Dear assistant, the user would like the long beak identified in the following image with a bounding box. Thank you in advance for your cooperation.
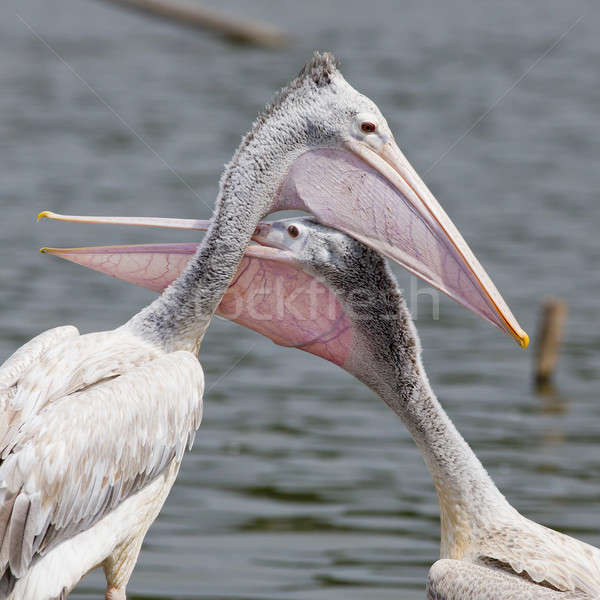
[280,144,528,348]
[38,210,270,246]
[41,243,200,293]
[38,218,286,293]
[37,211,211,231]
[39,140,529,350]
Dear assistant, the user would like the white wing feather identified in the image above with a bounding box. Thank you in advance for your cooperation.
[0,329,162,459]
[427,559,591,599]
[476,516,600,596]
[0,330,204,587]
[0,327,78,390]
[0,327,79,446]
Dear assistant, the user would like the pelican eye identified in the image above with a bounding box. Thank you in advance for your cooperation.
[287,225,300,238]
[361,121,376,134]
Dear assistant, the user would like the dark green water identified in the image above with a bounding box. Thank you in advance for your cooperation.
[1,0,599,597]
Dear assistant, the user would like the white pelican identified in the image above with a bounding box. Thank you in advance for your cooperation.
[2,52,528,599]
[51,216,600,599]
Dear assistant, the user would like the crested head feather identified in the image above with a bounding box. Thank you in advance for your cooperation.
[231,52,340,160]
[267,51,339,117]
[259,51,338,116]
[294,51,339,89]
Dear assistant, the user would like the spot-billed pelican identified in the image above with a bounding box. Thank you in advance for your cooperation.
[2,52,528,599]
[53,217,598,599]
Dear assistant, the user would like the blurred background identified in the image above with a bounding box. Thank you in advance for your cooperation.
[1,0,599,598]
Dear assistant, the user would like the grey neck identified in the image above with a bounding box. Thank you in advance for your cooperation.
[122,57,347,353]
[373,333,505,515]
[341,272,509,523]
[295,236,507,520]
[125,155,271,354]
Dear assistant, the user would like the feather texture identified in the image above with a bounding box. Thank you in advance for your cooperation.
[0,327,78,390]
[427,559,591,599]
[474,517,600,596]
[0,328,204,594]
[0,329,161,460]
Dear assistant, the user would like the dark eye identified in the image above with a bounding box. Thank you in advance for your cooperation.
[287,225,299,238]
[361,121,376,134]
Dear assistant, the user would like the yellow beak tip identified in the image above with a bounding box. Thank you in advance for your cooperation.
[519,332,529,349]
[37,210,52,222]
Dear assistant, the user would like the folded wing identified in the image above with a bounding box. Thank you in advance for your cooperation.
[0,345,203,588]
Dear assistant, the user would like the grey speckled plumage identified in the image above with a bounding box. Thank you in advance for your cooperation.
[125,51,353,352]
[250,51,339,140]
[270,218,600,600]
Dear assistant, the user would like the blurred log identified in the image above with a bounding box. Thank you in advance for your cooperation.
[101,0,289,47]
[534,298,567,387]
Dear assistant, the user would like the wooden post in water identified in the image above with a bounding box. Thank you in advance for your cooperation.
[100,0,290,47]
[534,298,567,387]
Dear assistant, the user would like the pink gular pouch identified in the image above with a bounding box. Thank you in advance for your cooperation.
[41,238,353,368]
[37,140,530,352]
[279,149,525,345]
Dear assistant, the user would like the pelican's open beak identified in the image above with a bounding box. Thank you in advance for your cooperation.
[39,138,528,351]
[41,242,203,293]
[37,215,284,293]
[37,211,211,231]
[41,237,353,366]
[277,143,528,348]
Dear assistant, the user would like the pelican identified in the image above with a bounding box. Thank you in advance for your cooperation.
[1,52,528,599]
[50,217,600,599]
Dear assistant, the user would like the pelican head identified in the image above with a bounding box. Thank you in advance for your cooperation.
[39,52,528,347]
[250,216,427,393]
[249,53,527,346]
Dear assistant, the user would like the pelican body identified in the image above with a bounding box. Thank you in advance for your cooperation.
[55,217,599,599]
[0,327,203,599]
[2,52,528,598]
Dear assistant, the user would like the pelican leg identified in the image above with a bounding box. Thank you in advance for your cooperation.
[105,586,126,600]
[102,530,147,600]
[426,559,591,600]
[103,462,181,600]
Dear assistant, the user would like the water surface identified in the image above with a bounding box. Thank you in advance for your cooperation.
[1,1,599,598]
